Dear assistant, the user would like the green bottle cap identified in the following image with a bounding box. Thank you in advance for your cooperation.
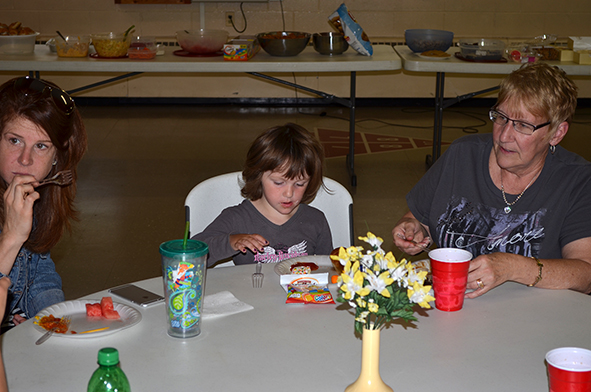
[97,347,120,366]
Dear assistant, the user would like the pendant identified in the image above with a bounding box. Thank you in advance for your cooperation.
[504,206,511,214]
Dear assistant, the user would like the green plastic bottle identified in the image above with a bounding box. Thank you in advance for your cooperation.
[87,347,131,392]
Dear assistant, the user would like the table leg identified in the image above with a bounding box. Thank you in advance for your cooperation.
[348,71,357,187]
[429,72,445,167]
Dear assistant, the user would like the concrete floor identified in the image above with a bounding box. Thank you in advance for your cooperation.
[52,103,591,299]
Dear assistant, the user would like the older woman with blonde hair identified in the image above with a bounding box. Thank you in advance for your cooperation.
[0,76,87,329]
[392,62,591,297]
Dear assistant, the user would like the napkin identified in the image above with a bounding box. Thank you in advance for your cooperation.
[202,291,253,320]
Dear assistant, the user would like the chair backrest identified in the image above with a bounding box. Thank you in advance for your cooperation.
[185,171,354,249]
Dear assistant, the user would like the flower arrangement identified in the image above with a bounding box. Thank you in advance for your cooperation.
[331,232,434,334]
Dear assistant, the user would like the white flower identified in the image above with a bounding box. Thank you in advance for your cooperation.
[365,270,394,297]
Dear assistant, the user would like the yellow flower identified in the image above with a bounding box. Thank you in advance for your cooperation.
[407,281,435,309]
[339,262,370,300]
[359,232,383,248]
[368,302,379,313]
[356,297,367,308]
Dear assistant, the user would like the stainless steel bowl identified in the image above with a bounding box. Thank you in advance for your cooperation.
[256,31,310,57]
[313,32,349,55]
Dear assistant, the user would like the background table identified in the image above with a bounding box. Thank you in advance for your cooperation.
[3,259,591,391]
[395,45,591,164]
[0,45,402,186]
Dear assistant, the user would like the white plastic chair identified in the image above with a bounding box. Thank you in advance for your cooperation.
[185,171,354,266]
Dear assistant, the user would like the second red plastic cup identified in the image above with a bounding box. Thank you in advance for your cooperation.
[546,347,591,392]
[429,248,473,312]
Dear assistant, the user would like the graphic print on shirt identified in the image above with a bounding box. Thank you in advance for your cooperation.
[253,240,308,263]
[436,195,546,257]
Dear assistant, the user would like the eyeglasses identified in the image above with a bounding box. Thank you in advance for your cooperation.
[489,109,550,135]
[14,76,74,115]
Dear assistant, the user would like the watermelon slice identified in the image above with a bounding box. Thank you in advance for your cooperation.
[85,303,102,318]
[100,297,120,320]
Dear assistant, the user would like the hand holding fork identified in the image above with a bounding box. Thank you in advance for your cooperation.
[34,170,73,188]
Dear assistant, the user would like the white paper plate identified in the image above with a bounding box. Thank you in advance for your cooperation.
[274,255,334,276]
[33,299,142,339]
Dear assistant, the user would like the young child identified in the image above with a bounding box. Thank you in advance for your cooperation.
[192,123,333,267]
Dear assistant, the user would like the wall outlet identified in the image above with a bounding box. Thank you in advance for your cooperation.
[225,12,234,27]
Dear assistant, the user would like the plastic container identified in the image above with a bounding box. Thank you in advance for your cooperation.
[160,239,208,338]
[87,347,130,392]
[0,32,39,54]
[459,39,506,61]
[128,36,157,60]
[91,32,131,58]
[176,29,228,54]
[405,29,453,53]
[55,35,90,57]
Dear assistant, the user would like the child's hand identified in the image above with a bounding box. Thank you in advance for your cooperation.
[229,234,269,254]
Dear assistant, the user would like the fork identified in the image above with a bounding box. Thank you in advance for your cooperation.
[35,315,71,345]
[35,170,73,188]
[252,262,264,288]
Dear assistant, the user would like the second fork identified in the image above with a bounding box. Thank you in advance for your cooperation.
[252,262,264,288]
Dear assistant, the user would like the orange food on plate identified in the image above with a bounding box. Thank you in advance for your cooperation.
[290,262,318,273]
[38,315,70,334]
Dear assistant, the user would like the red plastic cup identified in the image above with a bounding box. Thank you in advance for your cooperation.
[428,248,472,312]
[546,347,591,392]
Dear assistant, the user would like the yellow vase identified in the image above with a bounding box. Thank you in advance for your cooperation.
[345,327,393,392]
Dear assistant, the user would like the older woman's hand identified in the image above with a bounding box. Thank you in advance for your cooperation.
[465,252,516,298]
[2,175,38,245]
[392,212,431,256]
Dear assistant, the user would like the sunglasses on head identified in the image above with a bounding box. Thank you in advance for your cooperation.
[14,76,74,115]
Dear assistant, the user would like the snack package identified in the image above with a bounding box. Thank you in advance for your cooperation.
[328,3,373,56]
[286,284,335,304]
[280,272,335,304]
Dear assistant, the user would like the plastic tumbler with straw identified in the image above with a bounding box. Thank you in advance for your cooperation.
[159,208,208,338]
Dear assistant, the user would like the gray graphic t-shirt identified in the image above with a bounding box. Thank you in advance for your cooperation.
[408,134,591,259]
[193,200,333,266]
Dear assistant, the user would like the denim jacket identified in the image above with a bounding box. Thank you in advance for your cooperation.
[0,246,64,319]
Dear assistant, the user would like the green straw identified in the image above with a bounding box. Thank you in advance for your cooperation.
[183,205,190,248]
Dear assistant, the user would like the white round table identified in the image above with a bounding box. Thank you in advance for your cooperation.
[2,257,591,391]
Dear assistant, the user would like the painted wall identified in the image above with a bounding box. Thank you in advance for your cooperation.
[1,0,590,98]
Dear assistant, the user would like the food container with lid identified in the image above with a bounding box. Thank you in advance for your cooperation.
[459,39,506,61]
[0,32,39,54]
[55,35,90,57]
[91,32,131,58]
[128,36,157,60]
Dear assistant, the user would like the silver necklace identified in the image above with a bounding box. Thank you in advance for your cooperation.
[500,173,535,214]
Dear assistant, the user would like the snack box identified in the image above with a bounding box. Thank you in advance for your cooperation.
[574,50,591,65]
[223,35,260,61]
[568,37,591,51]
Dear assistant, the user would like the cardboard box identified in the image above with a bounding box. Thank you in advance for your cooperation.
[574,50,591,64]
[223,35,260,61]
[558,48,574,62]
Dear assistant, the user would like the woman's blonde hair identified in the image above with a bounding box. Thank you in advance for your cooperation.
[496,62,578,131]
[241,123,325,204]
